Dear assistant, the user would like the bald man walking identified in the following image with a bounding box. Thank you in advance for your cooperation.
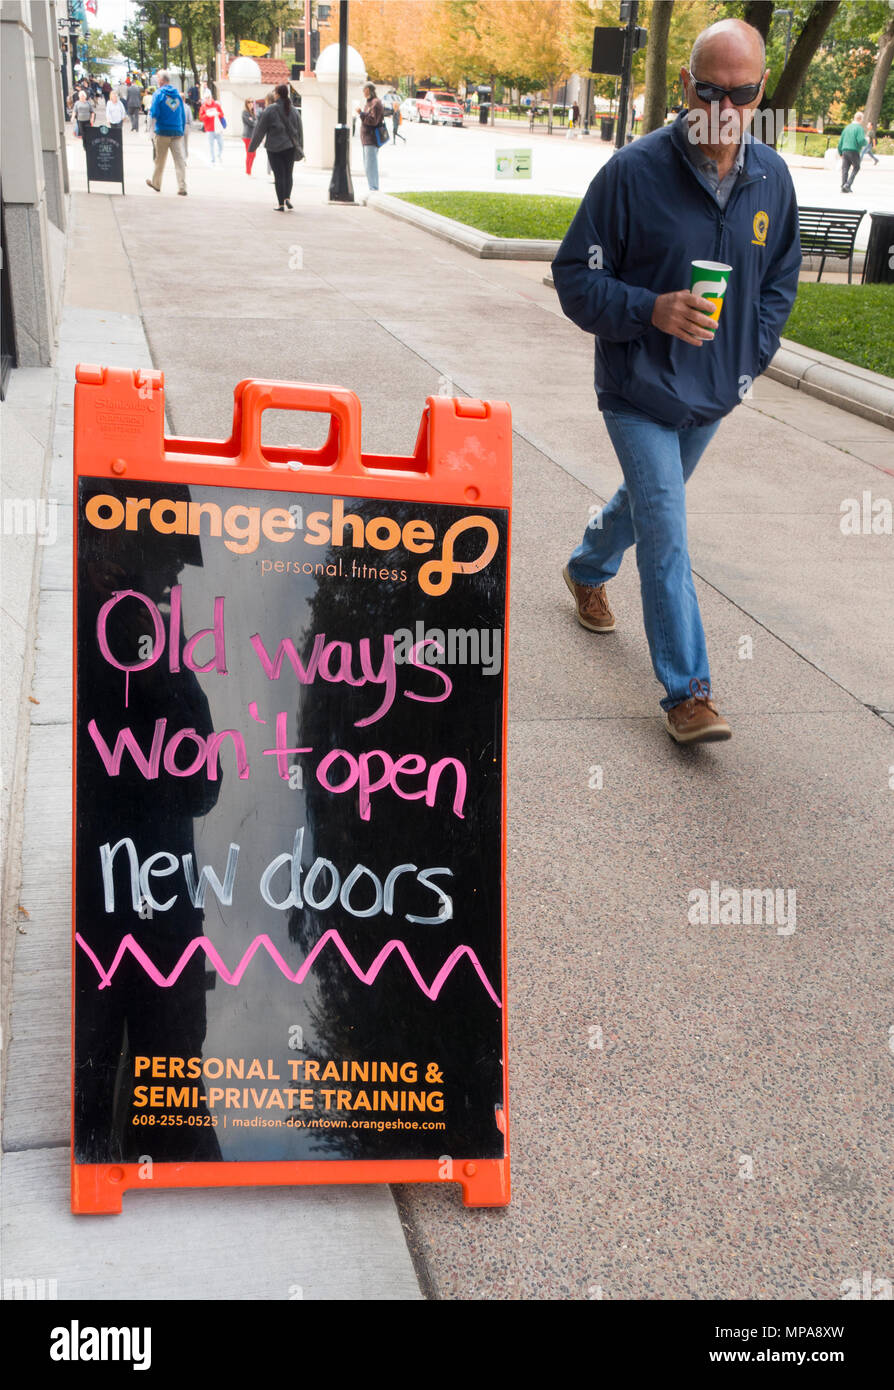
[552,20,801,744]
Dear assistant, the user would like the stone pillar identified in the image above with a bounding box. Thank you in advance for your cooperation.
[0,1,63,366]
[30,0,69,228]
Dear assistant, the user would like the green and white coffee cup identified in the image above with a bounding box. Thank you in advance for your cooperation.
[690,260,732,327]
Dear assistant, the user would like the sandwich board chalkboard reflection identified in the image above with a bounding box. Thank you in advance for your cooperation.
[71,369,511,1211]
[84,124,124,194]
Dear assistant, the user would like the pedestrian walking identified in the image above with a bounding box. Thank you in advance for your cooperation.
[551,17,801,744]
[356,83,386,192]
[126,80,142,132]
[391,94,405,144]
[146,71,187,195]
[248,83,304,210]
[73,89,94,141]
[861,122,879,166]
[105,90,124,126]
[199,88,227,166]
[838,111,867,192]
[101,78,111,101]
[241,98,258,174]
[186,83,200,121]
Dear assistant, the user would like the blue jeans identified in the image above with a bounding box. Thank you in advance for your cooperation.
[362,142,379,190]
[568,407,721,710]
[207,130,223,163]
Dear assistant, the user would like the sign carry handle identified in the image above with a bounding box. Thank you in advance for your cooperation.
[238,380,363,474]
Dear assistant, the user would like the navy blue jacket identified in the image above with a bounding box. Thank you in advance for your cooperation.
[551,114,801,428]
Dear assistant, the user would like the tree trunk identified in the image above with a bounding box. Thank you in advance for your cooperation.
[765,2,841,120]
[642,0,673,134]
[862,11,894,135]
[742,1,775,44]
[547,79,554,134]
[187,30,199,88]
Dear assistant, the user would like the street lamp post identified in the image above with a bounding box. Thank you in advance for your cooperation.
[64,5,80,94]
[329,0,354,202]
[776,8,794,71]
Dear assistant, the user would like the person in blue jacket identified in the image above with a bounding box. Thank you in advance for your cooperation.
[146,70,187,195]
[552,18,801,745]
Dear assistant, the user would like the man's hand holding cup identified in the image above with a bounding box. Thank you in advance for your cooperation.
[651,290,719,346]
[652,260,732,347]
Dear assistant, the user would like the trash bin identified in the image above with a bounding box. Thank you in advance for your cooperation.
[479,103,489,125]
[600,116,615,141]
[861,211,894,284]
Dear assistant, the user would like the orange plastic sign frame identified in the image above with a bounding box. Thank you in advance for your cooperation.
[71,368,511,1212]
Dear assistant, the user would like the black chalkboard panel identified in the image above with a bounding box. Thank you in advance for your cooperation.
[84,124,124,192]
[74,476,508,1173]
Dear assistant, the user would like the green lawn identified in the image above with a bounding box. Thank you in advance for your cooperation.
[783,283,894,377]
[393,193,892,377]
[393,190,579,240]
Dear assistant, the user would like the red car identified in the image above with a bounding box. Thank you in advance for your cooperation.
[417,90,464,126]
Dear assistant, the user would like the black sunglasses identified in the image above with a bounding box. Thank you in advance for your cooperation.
[688,72,763,106]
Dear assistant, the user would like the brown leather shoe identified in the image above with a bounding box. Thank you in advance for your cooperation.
[563,565,615,632]
[665,681,732,744]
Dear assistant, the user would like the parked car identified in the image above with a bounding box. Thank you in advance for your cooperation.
[417,90,464,126]
[400,98,420,122]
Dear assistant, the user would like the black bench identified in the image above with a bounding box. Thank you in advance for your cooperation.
[799,206,866,283]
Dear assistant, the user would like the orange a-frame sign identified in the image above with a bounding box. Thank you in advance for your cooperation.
[71,368,511,1212]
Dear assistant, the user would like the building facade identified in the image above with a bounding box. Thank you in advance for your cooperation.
[1,0,69,383]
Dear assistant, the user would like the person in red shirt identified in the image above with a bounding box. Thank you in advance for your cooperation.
[198,88,226,165]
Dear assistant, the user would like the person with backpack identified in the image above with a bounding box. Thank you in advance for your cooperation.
[356,83,386,191]
[248,83,304,210]
[389,92,405,144]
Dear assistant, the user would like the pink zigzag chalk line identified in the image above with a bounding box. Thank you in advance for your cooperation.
[75,928,502,1007]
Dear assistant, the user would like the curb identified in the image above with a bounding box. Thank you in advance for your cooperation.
[766,338,894,431]
[367,191,559,260]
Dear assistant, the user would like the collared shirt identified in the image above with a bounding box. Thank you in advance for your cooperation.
[680,126,746,210]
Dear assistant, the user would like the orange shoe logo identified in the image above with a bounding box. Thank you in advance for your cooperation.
[418,516,500,596]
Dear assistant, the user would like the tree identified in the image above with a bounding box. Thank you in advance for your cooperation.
[642,0,674,132]
[130,0,293,86]
[741,1,775,43]
[764,1,841,116]
[476,1,575,132]
[80,27,121,64]
[863,7,894,133]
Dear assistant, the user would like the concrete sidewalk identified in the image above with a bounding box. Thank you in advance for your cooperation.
[3,132,892,1300]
